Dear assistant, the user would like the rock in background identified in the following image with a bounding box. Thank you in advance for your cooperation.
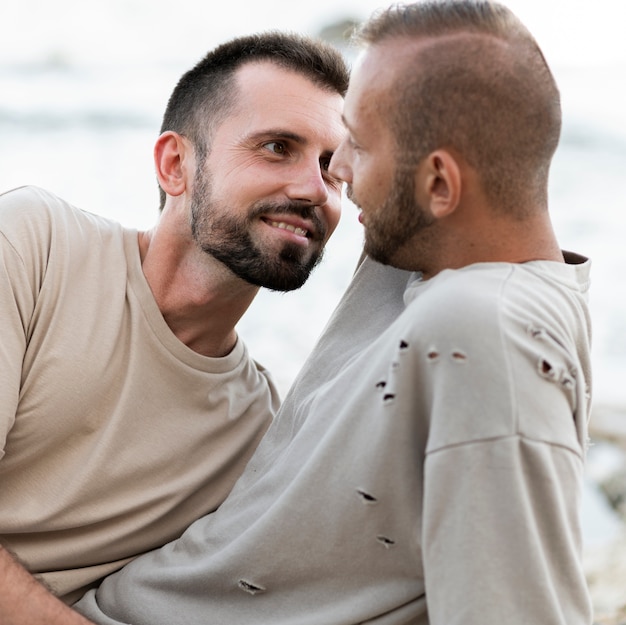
[586,406,626,623]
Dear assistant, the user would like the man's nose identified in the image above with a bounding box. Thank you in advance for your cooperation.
[285,161,329,206]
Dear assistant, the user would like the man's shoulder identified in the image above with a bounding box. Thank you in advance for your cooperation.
[0,186,122,245]
[1,186,78,232]
[1,185,64,211]
[415,260,580,309]
[403,260,585,343]
[407,263,514,325]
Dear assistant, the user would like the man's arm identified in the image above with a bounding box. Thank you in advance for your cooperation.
[417,272,593,624]
[0,546,95,625]
[0,195,87,623]
[422,436,592,624]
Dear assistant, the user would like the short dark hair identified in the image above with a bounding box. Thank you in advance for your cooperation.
[355,1,562,216]
[158,31,350,209]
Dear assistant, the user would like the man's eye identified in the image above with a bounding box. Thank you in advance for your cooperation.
[320,157,331,172]
[264,141,286,155]
[348,137,360,151]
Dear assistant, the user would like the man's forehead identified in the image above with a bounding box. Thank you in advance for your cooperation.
[353,39,424,82]
[233,60,331,98]
[217,61,345,148]
[345,47,399,114]
[234,59,283,83]
[345,36,445,121]
[235,60,335,100]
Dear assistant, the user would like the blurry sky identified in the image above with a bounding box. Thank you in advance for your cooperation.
[1,0,624,68]
[2,0,624,138]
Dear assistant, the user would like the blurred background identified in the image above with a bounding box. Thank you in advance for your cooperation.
[1,0,625,619]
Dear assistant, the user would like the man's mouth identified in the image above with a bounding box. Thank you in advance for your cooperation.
[267,220,310,238]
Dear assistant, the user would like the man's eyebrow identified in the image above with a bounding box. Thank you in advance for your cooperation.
[247,129,306,144]
[340,114,361,141]
[340,114,352,130]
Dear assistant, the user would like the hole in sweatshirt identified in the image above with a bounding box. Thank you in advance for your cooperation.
[451,351,467,362]
[357,489,378,503]
[376,535,396,548]
[399,340,409,350]
[427,350,439,361]
[376,380,387,390]
[383,393,396,403]
[538,358,559,381]
[238,580,266,595]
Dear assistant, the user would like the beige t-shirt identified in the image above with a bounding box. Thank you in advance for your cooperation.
[0,186,279,602]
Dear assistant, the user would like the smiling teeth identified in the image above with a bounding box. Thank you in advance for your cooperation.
[270,221,308,237]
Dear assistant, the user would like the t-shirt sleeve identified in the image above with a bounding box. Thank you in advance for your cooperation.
[0,187,47,456]
[417,268,592,625]
[422,437,592,624]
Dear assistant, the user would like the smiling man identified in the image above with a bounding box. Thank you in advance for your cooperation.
[0,32,347,625]
[185,62,335,294]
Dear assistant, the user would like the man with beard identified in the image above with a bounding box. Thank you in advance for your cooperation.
[0,32,348,624]
[73,2,593,625]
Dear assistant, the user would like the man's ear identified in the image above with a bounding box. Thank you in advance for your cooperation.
[416,149,461,219]
[154,131,191,198]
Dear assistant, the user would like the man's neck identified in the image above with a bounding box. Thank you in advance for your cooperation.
[137,229,259,358]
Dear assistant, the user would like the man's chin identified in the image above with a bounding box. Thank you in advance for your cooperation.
[267,253,323,292]
[243,252,323,292]
[363,240,392,267]
[257,268,313,292]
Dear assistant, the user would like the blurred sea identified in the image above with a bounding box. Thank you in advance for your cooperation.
[1,0,626,613]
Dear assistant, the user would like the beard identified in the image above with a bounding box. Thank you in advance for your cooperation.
[190,167,327,292]
[353,166,435,268]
